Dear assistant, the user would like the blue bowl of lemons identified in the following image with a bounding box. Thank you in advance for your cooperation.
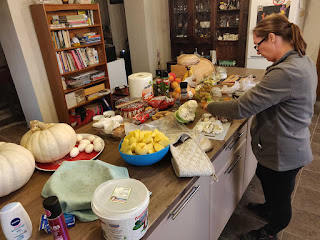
[118,129,170,166]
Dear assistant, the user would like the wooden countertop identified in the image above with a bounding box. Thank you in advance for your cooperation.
[0,67,265,239]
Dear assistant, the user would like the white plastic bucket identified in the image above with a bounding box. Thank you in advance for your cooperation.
[92,178,150,240]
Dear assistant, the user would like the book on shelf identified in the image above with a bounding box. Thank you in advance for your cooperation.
[65,70,106,89]
[50,24,66,29]
[56,47,99,74]
[52,30,71,49]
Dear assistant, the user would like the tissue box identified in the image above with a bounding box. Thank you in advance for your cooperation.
[39,213,75,233]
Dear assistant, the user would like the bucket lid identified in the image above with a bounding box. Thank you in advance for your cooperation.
[92,178,149,219]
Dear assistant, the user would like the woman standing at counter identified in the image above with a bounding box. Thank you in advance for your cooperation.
[206,14,317,240]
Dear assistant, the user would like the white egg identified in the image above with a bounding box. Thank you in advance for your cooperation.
[80,139,90,145]
[78,143,87,152]
[87,135,96,142]
[93,142,103,152]
[93,138,102,145]
[76,134,83,142]
[85,144,94,154]
[70,147,80,158]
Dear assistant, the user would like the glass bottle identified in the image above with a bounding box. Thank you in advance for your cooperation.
[180,81,188,104]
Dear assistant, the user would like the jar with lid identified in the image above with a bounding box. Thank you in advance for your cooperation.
[180,81,188,104]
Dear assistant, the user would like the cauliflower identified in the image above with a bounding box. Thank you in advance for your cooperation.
[176,100,198,123]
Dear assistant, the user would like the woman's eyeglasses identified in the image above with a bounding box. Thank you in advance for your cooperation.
[254,35,269,51]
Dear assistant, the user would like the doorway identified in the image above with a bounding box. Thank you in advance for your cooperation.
[0,43,25,128]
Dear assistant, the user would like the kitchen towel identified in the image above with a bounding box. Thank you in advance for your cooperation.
[41,160,129,222]
[170,133,218,180]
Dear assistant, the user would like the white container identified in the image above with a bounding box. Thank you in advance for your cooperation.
[128,72,153,100]
[92,178,150,240]
[103,111,116,118]
[0,202,32,240]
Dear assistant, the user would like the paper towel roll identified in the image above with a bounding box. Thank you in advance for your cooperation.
[128,72,153,100]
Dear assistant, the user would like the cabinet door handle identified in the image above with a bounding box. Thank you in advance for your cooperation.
[170,185,201,220]
[225,155,242,174]
[227,132,244,150]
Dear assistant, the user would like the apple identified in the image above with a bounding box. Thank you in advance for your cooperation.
[175,78,182,84]
[169,72,176,80]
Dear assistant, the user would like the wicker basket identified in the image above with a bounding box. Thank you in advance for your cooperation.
[191,58,215,83]
[171,58,215,83]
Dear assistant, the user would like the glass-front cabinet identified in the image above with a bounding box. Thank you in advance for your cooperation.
[169,0,249,67]
[194,0,211,38]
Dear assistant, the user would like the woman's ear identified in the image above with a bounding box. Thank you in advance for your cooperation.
[268,33,276,44]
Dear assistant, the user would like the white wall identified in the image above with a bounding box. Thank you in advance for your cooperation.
[246,0,307,69]
[303,0,320,63]
[107,1,128,57]
[124,0,171,75]
[0,0,58,123]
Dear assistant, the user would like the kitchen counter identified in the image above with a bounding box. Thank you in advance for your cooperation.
[0,67,265,239]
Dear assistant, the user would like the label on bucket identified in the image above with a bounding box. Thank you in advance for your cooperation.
[110,186,132,203]
[99,207,148,240]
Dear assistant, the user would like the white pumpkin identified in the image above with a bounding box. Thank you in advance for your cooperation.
[0,142,35,197]
[20,120,77,163]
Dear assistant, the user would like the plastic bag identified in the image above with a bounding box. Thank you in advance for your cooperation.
[124,113,200,144]
[211,87,222,97]
[221,81,240,94]
[240,75,257,91]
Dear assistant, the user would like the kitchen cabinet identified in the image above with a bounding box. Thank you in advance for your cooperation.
[147,176,211,240]
[169,0,249,67]
[147,121,257,240]
[243,117,257,191]
[210,123,247,240]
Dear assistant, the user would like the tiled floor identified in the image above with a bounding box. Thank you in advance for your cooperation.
[219,101,320,240]
[1,103,320,240]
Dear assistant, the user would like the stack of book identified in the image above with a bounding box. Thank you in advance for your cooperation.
[49,11,95,29]
[78,32,101,44]
[51,30,71,49]
[58,14,89,28]
[55,47,98,74]
[90,70,105,81]
[65,70,105,88]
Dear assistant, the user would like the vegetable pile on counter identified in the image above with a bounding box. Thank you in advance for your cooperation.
[175,100,198,123]
[0,142,35,197]
[20,120,77,163]
[120,129,170,155]
[196,114,224,135]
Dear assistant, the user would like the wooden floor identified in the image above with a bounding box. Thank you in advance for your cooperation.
[219,101,320,240]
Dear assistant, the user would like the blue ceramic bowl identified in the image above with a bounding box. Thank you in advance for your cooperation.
[118,140,170,166]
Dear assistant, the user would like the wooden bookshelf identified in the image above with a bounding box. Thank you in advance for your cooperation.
[30,4,112,125]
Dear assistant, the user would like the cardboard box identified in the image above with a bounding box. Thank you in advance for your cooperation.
[65,92,77,109]
[84,83,105,96]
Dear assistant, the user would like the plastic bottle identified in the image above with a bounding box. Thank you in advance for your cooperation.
[43,196,70,240]
[155,69,162,96]
[162,70,170,97]
[0,202,32,240]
